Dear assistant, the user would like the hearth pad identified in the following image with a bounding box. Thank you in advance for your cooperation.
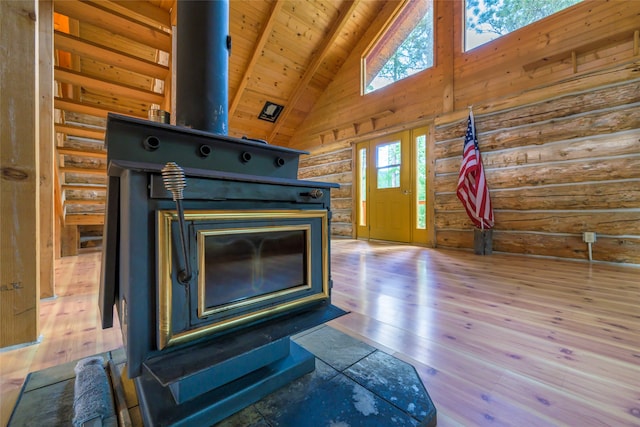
[9,326,437,427]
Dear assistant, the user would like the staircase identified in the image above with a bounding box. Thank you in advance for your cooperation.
[53,1,172,255]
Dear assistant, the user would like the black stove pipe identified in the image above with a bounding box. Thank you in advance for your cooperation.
[176,0,230,134]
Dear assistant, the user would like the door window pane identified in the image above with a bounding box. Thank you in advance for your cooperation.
[359,147,367,226]
[376,142,401,189]
[415,134,426,229]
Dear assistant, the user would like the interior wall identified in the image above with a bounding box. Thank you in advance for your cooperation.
[298,141,354,237]
[290,0,640,264]
[434,75,640,263]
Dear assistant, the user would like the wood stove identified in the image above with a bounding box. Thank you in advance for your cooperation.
[99,113,345,425]
[99,2,346,423]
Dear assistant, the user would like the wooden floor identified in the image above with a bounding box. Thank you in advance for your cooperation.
[0,252,122,426]
[1,240,639,426]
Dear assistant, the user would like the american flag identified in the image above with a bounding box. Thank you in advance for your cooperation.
[456,111,494,229]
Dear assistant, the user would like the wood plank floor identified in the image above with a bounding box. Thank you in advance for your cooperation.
[1,240,638,426]
[328,240,640,427]
[0,252,122,426]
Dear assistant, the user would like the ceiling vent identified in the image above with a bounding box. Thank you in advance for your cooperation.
[258,101,284,122]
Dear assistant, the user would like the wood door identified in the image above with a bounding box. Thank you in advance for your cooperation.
[369,132,411,242]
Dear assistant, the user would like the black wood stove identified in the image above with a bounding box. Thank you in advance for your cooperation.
[99,1,345,425]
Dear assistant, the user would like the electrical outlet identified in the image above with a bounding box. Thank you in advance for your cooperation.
[583,232,596,243]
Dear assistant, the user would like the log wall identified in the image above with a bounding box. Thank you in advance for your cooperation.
[291,0,640,264]
[434,77,640,264]
[298,142,354,237]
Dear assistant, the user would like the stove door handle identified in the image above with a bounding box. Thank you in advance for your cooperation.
[302,189,324,199]
[161,162,192,285]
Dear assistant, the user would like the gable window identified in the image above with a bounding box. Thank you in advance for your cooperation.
[465,0,583,51]
[363,0,434,94]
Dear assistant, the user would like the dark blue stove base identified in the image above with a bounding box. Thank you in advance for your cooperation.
[136,339,316,427]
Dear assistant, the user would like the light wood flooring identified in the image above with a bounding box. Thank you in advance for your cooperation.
[0,252,122,426]
[1,240,639,426]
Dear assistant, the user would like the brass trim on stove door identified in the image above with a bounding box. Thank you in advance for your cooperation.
[156,209,330,349]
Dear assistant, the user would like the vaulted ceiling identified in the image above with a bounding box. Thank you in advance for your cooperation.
[52,0,389,237]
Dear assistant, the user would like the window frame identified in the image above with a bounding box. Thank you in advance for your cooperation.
[361,0,435,94]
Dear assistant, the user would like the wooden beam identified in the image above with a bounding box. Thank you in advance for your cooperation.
[54,66,165,104]
[0,0,40,347]
[60,225,79,256]
[39,0,55,299]
[63,199,105,207]
[106,0,171,28]
[54,97,147,119]
[57,147,107,159]
[440,0,455,112]
[64,214,105,226]
[54,123,105,140]
[54,0,171,52]
[59,166,106,175]
[61,183,107,191]
[268,0,361,142]
[312,109,395,143]
[228,0,284,118]
[54,181,63,254]
[54,31,169,80]
[68,18,82,101]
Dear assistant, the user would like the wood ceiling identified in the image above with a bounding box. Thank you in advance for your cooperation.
[52,0,388,241]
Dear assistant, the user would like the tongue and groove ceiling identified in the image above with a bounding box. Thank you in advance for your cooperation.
[52,0,388,233]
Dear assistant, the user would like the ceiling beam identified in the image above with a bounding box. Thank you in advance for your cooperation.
[228,0,285,118]
[105,0,171,28]
[55,66,165,104]
[55,31,169,80]
[268,0,361,143]
[54,0,171,52]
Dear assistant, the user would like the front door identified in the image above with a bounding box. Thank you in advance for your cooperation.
[356,127,430,244]
[368,132,411,242]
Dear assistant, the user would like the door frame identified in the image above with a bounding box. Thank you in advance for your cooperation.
[354,125,432,245]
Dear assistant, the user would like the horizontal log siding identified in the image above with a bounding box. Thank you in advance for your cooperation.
[434,78,640,264]
[288,0,640,264]
[298,145,354,237]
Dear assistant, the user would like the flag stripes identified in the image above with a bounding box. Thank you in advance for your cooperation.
[456,111,494,229]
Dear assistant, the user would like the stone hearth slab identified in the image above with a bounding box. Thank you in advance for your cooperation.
[218,325,436,426]
[9,326,436,427]
[294,324,377,371]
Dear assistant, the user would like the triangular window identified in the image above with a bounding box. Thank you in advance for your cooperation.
[362,0,434,94]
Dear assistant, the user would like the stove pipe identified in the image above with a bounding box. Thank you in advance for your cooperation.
[175,0,229,134]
